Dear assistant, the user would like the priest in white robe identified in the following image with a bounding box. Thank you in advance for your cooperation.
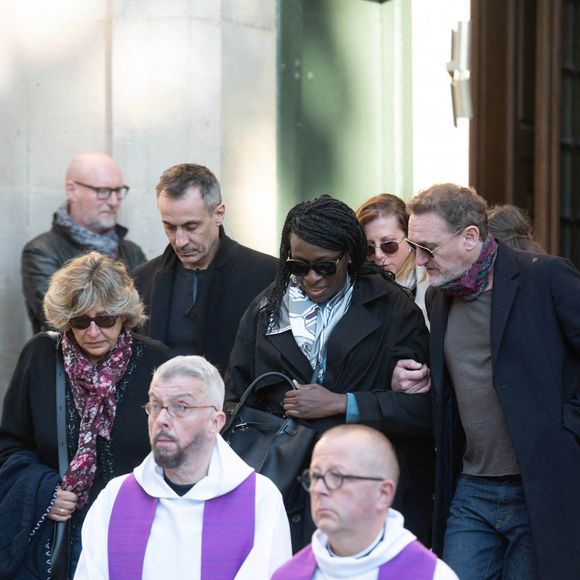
[272,425,457,580]
[74,355,292,580]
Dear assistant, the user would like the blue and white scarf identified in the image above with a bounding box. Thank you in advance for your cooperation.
[267,276,354,382]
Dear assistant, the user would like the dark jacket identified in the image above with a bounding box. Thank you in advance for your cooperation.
[0,332,170,579]
[133,228,277,375]
[21,218,146,333]
[0,452,60,579]
[226,274,434,548]
[427,243,580,580]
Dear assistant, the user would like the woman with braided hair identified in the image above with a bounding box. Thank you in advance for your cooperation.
[225,195,434,551]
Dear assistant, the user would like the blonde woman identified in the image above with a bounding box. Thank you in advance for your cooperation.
[0,252,169,579]
[357,194,429,326]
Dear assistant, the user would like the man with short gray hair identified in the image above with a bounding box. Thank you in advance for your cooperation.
[406,183,580,580]
[74,355,291,580]
[133,163,277,373]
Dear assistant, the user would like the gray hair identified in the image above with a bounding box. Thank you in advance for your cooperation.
[43,251,146,331]
[155,163,222,213]
[408,183,489,239]
[152,356,225,410]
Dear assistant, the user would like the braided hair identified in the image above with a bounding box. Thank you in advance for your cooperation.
[261,195,385,332]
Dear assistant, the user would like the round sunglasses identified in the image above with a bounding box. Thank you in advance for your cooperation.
[69,315,119,330]
[366,239,404,257]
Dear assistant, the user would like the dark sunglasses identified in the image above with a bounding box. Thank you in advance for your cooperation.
[367,240,402,257]
[405,228,465,260]
[69,315,119,330]
[286,254,344,277]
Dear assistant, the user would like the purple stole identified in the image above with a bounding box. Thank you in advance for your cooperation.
[272,539,437,579]
[108,471,256,579]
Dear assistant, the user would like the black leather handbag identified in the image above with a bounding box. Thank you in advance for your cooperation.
[221,372,318,502]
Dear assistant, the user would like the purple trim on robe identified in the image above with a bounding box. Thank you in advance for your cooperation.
[108,473,157,580]
[378,540,437,579]
[272,539,437,579]
[271,544,317,579]
[201,471,256,579]
[108,471,256,579]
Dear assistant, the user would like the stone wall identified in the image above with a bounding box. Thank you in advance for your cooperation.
[0,0,278,395]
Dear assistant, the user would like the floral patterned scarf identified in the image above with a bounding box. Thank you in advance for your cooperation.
[60,327,132,508]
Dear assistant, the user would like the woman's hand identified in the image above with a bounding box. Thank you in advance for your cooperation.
[283,381,347,419]
[391,359,431,393]
[47,487,79,522]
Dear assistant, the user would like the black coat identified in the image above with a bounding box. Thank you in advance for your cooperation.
[226,274,434,548]
[21,218,146,333]
[133,228,277,374]
[427,243,580,580]
[0,332,170,579]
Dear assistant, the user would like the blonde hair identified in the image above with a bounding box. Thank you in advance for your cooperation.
[43,251,146,331]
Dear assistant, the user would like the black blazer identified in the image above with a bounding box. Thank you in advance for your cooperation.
[226,274,434,547]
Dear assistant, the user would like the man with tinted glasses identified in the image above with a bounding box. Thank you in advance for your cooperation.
[74,355,291,580]
[21,152,146,333]
[133,163,276,373]
[272,425,457,579]
[406,183,580,580]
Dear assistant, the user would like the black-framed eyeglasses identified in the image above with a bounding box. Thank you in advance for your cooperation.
[367,238,405,257]
[69,315,119,330]
[142,401,218,419]
[298,469,384,492]
[286,254,344,277]
[74,180,130,200]
[405,228,465,260]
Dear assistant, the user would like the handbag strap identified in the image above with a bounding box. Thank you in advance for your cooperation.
[237,372,296,408]
[47,331,70,579]
[47,332,68,478]
[226,372,296,432]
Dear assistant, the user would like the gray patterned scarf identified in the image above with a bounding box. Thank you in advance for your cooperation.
[55,203,119,257]
[268,276,354,382]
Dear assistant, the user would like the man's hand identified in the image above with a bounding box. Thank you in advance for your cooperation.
[283,381,347,419]
[391,359,431,393]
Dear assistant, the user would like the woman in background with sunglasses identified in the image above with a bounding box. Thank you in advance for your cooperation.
[0,251,169,579]
[225,195,433,551]
[356,193,429,326]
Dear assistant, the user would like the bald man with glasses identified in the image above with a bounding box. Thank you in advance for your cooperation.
[22,152,146,333]
[273,424,457,580]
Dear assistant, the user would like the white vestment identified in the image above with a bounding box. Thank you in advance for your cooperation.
[74,435,292,580]
[310,509,458,580]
